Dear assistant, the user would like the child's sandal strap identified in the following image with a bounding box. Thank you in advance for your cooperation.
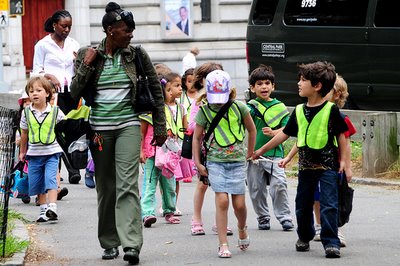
[238,225,248,232]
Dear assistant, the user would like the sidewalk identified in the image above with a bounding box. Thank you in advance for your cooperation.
[3,173,400,266]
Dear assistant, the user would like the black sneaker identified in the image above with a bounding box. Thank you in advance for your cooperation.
[69,173,81,184]
[258,217,270,230]
[57,187,69,200]
[325,246,341,258]
[281,220,295,231]
[295,239,310,252]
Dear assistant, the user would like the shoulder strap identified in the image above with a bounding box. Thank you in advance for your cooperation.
[203,100,234,147]
[135,45,146,78]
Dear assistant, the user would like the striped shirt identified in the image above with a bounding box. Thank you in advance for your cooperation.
[20,103,65,156]
[90,51,139,131]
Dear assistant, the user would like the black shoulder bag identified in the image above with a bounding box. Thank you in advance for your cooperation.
[200,100,234,185]
[338,172,354,227]
[134,45,156,113]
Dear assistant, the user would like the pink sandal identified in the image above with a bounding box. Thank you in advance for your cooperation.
[165,214,180,224]
[191,219,205,236]
[218,243,232,258]
[143,215,157,228]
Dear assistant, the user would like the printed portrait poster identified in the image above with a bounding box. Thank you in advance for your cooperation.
[161,0,192,39]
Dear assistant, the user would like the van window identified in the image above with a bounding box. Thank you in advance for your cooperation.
[375,0,400,27]
[251,0,279,25]
[284,0,368,26]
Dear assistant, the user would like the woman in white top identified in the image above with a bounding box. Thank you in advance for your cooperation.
[33,9,80,114]
[33,10,82,185]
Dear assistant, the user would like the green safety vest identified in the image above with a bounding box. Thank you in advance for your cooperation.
[248,99,289,129]
[25,106,58,145]
[180,92,193,123]
[200,101,245,147]
[296,102,337,149]
[165,104,184,139]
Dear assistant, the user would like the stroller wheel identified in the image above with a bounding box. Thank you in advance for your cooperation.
[21,196,31,204]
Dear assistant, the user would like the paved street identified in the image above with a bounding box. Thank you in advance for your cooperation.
[9,167,400,266]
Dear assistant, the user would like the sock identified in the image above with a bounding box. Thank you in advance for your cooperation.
[40,204,48,212]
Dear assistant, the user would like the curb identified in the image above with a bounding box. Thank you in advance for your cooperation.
[0,219,28,266]
[351,177,400,187]
[287,173,400,187]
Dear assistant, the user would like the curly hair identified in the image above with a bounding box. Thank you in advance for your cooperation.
[333,74,349,108]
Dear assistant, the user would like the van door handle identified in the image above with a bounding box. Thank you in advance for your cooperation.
[367,86,373,96]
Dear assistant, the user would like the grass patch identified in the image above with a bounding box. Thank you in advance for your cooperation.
[282,138,298,177]
[0,210,29,258]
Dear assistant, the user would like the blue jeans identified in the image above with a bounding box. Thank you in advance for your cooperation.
[296,169,340,249]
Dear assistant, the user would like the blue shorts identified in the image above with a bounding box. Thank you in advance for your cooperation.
[27,153,61,196]
[207,161,246,195]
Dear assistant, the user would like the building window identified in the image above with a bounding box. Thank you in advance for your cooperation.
[201,0,211,22]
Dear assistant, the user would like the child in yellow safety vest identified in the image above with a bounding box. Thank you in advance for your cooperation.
[161,72,195,217]
[19,76,66,223]
[246,64,294,231]
[252,61,349,259]
[193,70,256,258]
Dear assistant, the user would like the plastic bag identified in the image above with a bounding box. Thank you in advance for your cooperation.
[68,134,88,153]
[155,138,182,179]
[68,134,88,169]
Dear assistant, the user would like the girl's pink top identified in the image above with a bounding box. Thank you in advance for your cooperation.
[143,124,156,158]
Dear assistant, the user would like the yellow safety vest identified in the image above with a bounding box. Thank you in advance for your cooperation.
[25,106,58,145]
[200,101,245,147]
[165,104,184,139]
[248,99,289,129]
[296,101,337,149]
[139,113,153,125]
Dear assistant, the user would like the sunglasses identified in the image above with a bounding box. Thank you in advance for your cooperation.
[113,10,135,28]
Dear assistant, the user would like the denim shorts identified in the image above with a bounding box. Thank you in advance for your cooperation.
[207,161,247,195]
[27,153,61,196]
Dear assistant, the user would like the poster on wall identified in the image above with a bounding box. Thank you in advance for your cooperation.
[161,0,192,39]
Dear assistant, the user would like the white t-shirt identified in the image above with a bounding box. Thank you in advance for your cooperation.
[181,52,196,75]
[32,34,80,92]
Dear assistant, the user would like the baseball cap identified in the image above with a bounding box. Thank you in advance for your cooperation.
[18,92,29,106]
[206,70,231,104]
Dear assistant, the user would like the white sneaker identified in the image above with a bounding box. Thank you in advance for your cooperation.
[338,228,347,247]
[46,203,58,221]
[37,209,48,223]
[313,224,321,241]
